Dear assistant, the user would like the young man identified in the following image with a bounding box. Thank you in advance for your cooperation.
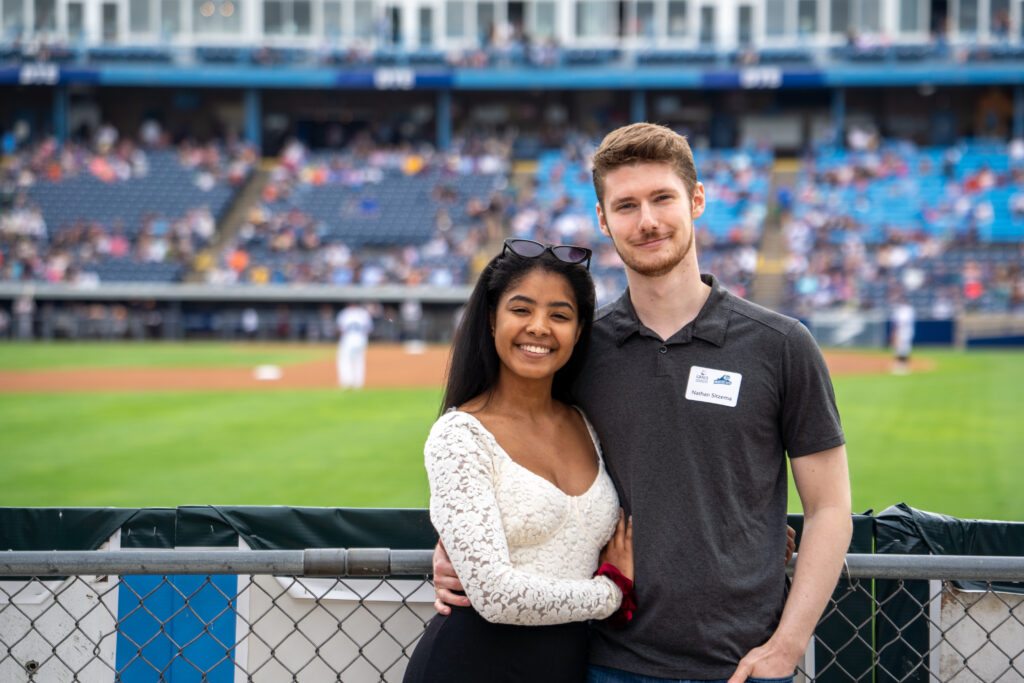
[434,123,852,682]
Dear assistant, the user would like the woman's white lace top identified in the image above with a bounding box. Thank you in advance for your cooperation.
[426,409,622,625]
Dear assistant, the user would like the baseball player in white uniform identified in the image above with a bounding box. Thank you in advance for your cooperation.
[891,299,916,375]
[336,303,374,388]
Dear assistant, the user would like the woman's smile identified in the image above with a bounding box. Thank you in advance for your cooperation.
[518,343,553,356]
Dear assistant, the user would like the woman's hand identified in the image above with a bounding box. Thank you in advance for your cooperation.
[599,509,633,580]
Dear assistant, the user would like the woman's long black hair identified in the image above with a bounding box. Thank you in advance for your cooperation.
[441,248,596,413]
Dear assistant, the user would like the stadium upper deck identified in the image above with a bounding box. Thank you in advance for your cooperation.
[3,0,1024,84]
[4,2,1024,157]
[2,0,1022,54]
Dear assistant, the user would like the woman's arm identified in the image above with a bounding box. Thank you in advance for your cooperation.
[426,414,622,625]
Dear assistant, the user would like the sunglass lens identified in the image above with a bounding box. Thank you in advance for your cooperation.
[507,240,547,258]
[552,246,590,264]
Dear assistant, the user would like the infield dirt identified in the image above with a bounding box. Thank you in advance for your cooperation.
[0,344,932,393]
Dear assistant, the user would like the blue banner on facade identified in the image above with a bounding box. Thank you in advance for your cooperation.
[0,64,102,86]
[412,70,454,88]
[336,68,452,90]
[700,68,825,89]
[335,71,378,88]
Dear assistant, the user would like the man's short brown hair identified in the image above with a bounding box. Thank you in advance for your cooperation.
[592,122,698,209]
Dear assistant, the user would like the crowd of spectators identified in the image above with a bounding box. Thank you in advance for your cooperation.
[782,138,1024,317]
[1,208,218,285]
[0,123,255,284]
[7,27,1023,73]
[440,23,562,69]
[202,130,511,287]
[5,121,1023,320]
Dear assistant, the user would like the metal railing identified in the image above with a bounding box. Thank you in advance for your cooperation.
[2,551,1023,682]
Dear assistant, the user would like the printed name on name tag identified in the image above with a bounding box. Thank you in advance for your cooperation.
[684,365,742,407]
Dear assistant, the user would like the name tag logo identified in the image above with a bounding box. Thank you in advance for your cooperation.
[685,365,742,407]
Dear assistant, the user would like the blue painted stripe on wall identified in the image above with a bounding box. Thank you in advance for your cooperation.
[1,61,1020,90]
[453,67,703,89]
[96,65,340,88]
[116,574,238,682]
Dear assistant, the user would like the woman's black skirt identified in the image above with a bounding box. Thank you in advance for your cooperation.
[403,605,589,683]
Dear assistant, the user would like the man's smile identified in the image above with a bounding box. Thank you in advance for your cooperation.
[634,234,671,249]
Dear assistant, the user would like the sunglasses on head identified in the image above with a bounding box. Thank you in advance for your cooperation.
[501,238,592,270]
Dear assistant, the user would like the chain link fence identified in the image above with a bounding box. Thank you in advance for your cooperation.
[2,551,1023,682]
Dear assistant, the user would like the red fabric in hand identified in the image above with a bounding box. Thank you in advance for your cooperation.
[593,562,636,627]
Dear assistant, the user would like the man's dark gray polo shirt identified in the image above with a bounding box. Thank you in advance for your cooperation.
[575,274,845,680]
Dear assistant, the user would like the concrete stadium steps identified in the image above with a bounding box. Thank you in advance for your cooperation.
[748,158,799,311]
[187,167,270,283]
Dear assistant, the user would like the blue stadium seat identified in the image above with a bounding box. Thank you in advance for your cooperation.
[637,49,717,66]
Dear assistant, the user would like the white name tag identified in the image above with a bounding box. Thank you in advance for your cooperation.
[685,366,742,407]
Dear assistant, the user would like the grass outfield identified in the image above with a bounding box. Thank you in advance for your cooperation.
[821,348,1023,521]
[1,344,1021,520]
[1,386,440,508]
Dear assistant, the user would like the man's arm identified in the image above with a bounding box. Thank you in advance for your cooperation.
[727,445,852,683]
[432,541,471,615]
[432,511,637,616]
[436,525,793,617]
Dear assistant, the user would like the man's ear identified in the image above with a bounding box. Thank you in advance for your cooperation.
[596,202,611,238]
[691,182,706,221]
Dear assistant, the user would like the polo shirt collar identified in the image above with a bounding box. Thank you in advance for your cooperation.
[605,273,730,347]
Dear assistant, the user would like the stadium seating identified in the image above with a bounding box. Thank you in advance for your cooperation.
[195,46,253,65]
[797,141,1022,243]
[1,143,249,284]
[212,146,506,286]
[783,141,1024,316]
[5,38,1023,72]
[265,163,499,247]
[92,258,184,282]
[968,44,1024,62]
[636,49,719,66]
[5,129,1017,317]
[26,150,235,238]
[730,48,813,65]
[86,46,174,64]
[562,48,621,66]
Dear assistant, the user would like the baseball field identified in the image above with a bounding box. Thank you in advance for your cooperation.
[0,342,1021,521]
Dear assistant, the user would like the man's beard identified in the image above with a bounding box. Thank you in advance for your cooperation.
[613,226,695,278]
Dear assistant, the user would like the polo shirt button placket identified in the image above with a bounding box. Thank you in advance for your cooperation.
[654,344,671,376]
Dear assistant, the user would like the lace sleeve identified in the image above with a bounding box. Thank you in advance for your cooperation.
[426,413,622,626]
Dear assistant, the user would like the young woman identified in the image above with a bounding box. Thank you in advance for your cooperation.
[403,239,635,683]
